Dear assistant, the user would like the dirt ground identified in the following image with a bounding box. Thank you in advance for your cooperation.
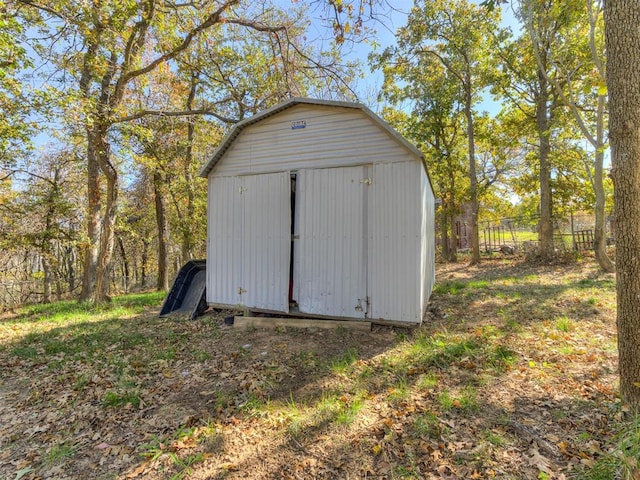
[0,259,620,479]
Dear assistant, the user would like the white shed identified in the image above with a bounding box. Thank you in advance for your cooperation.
[198,98,435,325]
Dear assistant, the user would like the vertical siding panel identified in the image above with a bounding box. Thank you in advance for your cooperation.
[207,173,289,311]
[241,172,290,312]
[294,167,366,318]
[207,176,242,305]
[206,179,215,304]
[370,162,422,323]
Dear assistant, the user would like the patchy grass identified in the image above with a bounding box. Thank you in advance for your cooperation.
[0,260,628,480]
[577,416,640,480]
[46,442,77,465]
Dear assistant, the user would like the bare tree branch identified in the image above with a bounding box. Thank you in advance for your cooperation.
[116,108,238,124]
[15,0,64,20]
[115,0,240,90]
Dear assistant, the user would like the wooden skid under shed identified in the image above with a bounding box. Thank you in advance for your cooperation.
[234,316,372,331]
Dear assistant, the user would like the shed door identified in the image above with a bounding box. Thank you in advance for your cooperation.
[368,161,422,322]
[207,176,243,305]
[207,172,290,312]
[293,167,368,318]
[241,173,291,311]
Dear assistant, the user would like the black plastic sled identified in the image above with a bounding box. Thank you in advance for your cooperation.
[159,259,207,319]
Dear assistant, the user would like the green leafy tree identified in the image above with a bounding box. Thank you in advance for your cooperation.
[374,54,467,262]
[376,0,507,263]
[0,0,36,168]
[524,0,613,271]
[515,0,560,258]
[493,1,573,257]
[473,114,524,219]
[16,0,352,303]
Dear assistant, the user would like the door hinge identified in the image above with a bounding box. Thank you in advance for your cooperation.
[360,178,373,185]
[238,287,247,295]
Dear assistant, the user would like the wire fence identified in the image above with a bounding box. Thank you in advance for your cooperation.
[446,213,614,255]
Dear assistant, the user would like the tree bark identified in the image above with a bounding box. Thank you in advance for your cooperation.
[42,255,52,304]
[449,217,458,262]
[65,246,75,293]
[536,67,554,259]
[440,205,450,262]
[604,0,640,412]
[117,236,130,294]
[80,137,101,301]
[181,74,198,263]
[153,168,170,291]
[593,95,615,272]
[41,168,59,304]
[448,166,458,262]
[141,238,149,289]
[92,125,118,303]
[464,80,481,265]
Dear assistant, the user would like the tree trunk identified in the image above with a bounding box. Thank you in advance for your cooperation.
[66,246,76,293]
[604,0,640,412]
[80,134,101,301]
[464,81,481,265]
[593,147,614,272]
[92,126,118,303]
[593,95,615,272]
[440,204,450,262]
[42,255,52,304]
[117,236,129,293]
[55,276,62,302]
[182,148,196,262]
[141,238,149,289]
[536,68,554,259]
[154,168,170,291]
[132,254,139,286]
[181,74,198,263]
[41,171,58,304]
[447,165,458,262]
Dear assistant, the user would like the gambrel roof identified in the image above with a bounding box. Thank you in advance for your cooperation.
[198,97,425,178]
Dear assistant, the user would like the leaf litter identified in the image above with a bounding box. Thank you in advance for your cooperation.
[0,259,623,479]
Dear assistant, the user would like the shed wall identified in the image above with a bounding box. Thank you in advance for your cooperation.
[421,172,436,312]
[204,101,436,324]
[211,105,415,177]
[206,172,290,311]
[369,161,425,323]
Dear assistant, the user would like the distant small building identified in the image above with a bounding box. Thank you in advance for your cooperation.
[199,98,435,324]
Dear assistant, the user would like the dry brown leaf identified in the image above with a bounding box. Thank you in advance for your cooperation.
[124,461,150,479]
[528,444,553,474]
